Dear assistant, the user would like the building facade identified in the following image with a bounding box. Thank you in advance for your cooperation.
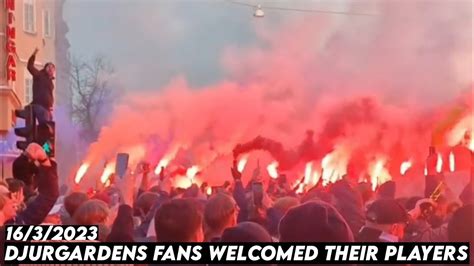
[0,0,69,134]
[0,0,69,178]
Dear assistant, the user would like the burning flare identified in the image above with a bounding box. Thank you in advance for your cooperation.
[186,165,200,181]
[74,163,89,184]
[237,155,248,173]
[449,151,455,172]
[311,171,320,186]
[100,163,115,184]
[400,160,412,176]
[436,153,443,173]
[154,158,170,175]
[304,162,314,184]
[320,146,349,186]
[295,183,305,194]
[267,161,279,179]
[175,176,192,189]
[321,153,333,186]
[154,145,182,175]
[369,159,392,191]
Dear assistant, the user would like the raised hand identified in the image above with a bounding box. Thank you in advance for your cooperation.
[25,143,48,163]
[116,169,135,207]
[252,160,261,180]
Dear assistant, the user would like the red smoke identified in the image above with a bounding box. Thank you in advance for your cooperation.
[78,1,472,192]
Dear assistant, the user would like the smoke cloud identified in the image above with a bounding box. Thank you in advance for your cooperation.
[77,0,471,189]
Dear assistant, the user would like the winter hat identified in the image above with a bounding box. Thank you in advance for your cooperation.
[221,222,272,242]
[279,200,354,242]
[377,181,396,199]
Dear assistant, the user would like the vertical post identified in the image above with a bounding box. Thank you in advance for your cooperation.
[1,137,4,181]
[470,151,473,186]
[1,158,4,181]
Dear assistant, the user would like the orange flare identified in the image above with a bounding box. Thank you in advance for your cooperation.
[304,162,313,184]
[154,158,170,175]
[400,160,412,176]
[186,165,199,180]
[320,147,349,186]
[266,161,279,179]
[175,176,192,189]
[100,163,115,184]
[449,151,455,172]
[74,163,89,184]
[436,153,443,173]
[369,159,391,191]
[237,155,248,173]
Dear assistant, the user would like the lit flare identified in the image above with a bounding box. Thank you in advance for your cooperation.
[267,161,279,179]
[400,160,412,176]
[449,151,455,172]
[436,153,443,173]
[100,163,115,184]
[74,163,89,184]
[237,155,248,173]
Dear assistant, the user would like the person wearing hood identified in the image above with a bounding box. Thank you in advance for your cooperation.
[217,222,275,266]
[329,179,366,236]
[278,200,354,266]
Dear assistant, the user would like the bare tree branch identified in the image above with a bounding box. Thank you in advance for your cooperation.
[68,55,117,141]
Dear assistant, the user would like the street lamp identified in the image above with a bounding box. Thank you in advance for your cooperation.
[228,0,377,18]
[253,4,264,18]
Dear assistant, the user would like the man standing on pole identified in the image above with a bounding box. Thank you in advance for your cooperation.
[27,48,56,123]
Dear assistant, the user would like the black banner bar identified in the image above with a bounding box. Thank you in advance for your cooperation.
[3,242,470,264]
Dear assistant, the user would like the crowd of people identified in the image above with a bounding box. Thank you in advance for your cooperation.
[0,141,473,265]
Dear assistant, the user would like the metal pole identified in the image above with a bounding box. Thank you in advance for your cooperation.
[1,157,4,181]
[1,136,4,180]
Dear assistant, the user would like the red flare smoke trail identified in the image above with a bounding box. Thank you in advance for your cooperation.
[76,1,471,190]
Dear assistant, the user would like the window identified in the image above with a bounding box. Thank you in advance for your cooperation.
[25,78,33,105]
[43,9,52,37]
[23,0,36,33]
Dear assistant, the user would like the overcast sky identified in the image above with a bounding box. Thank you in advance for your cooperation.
[64,0,349,90]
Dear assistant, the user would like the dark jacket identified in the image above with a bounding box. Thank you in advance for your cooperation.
[27,54,54,109]
[330,180,366,236]
[357,226,399,242]
[232,180,248,222]
[1,161,59,264]
[107,204,135,242]
[357,227,407,266]
[10,161,59,225]
[357,226,386,242]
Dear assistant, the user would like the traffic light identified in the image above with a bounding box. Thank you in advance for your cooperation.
[14,105,36,151]
[37,121,55,158]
